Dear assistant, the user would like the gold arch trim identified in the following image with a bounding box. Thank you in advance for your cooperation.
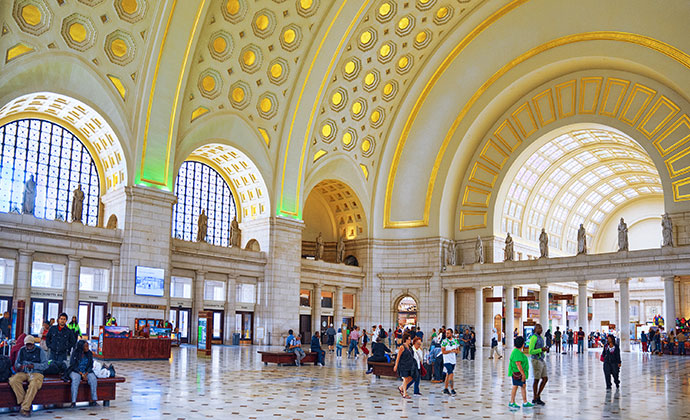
[0,112,106,193]
[385,31,690,229]
[279,0,371,217]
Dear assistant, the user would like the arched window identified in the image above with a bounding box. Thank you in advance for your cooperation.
[172,161,237,246]
[0,119,100,225]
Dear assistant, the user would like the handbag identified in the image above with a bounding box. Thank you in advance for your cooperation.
[600,353,605,362]
[420,364,427,377]
[512,371,523,381]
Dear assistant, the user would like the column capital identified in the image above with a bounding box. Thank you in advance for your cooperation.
[615,277,630,285]
[662,275,676,283]
[67,255,83,262]
[226,272,239,282]
[336,285,344,291]
[196,269,207,277]
[444,287,456,293]
[18,249,34,257]
[112,259,120,267]
[577,279,588,286]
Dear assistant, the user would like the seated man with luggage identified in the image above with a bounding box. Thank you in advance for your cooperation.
[9,335,49,417]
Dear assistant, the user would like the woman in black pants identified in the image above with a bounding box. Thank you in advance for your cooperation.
[366,337,391,374]
[602,334,621,389]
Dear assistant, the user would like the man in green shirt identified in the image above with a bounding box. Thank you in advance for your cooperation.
[528,324,549,406]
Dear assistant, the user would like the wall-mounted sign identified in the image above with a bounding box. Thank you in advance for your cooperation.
[516,296,536,302]
[31,290,64,299]
[112,302,166,311]
[485,297,503,303]
[593,292,614,299]
[552,294,573,301]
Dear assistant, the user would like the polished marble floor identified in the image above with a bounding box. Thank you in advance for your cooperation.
[4,345,690,419]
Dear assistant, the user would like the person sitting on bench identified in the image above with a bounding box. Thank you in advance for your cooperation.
[9,335,48,417]
[66,340,98,407]
[366,337,392,374]
[289,334,306,366]
[310,332,326,366]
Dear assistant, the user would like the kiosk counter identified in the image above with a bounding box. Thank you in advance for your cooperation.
[97,326,172,360]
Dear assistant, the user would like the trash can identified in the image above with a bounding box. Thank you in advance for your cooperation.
[232,333,240,346]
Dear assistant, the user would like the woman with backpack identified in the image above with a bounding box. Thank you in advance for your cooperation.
[489,328,502,359]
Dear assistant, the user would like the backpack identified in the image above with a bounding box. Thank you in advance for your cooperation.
[0,355,11,382]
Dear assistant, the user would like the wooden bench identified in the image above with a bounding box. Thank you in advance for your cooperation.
[368,361,397,379]
[258,351,318,366]
[0,376,126,408]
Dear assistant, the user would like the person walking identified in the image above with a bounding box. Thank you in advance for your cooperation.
[567,329,574,353]
[66,340,99,407]
[326,324,336,352]
[640,331,648,353]
[310,332,326,366]
[469,330,477,360]
[601,334,621,389]
[361,329,370,357]
[677,330,687,355]
[554,327,562,354]
[545,329,552,349]
[406,337,424,395]
[9,335,48,417]
[47,313,76,364]
[508,336,534,410]
[489,328,502,359]
[348,326,360,358]
[393,333,415,399]
[335,328,344,359]
[528,323,549,406]
[461,328,471,360]
[441,328,459,395]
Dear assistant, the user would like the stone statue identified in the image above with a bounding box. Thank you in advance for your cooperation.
[475,236,484,264]
[336,235,345,263]
[447,241,456,267]
[230,216,241,247]
[315,232,324,261]
[662,212,673,247]
[22,175,36,215]
[617,217,629,252]
[539,228,549,258]
[106,214,118,229]
[577,223,587,255]
[71,184,84,223]
[196,209,207,242]
[504,233,514,261]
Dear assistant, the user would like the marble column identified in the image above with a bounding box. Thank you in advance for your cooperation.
[474,286,483,348]
[63,256,81,319]
[445,288,456,330]
[224,274,237,345]
[578,281,588,338]
[618,278,630,352]
[15,250,34,335]
[505,286,514,350]
[191,270,206,344]
[539,284,549,330]
[313,283,322,338]
[560,300,568,331]
[335,286,344,330]
[664,276,677,332]
[108,260,120,310]
[639,300,646,324]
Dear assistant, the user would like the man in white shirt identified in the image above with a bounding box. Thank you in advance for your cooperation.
[441,328,460,395]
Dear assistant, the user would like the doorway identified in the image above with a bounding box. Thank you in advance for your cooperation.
[320,315,333,344]
[236,311,253,343]
[30,299,62,335]
[396,296,418,328]
[169,307,191,343]
[208,310,224,344]
[0,297,12,317]
[77,301,106,339]
[299,314,312,342]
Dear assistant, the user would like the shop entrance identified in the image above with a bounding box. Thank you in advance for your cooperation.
[77,301,106,339]
[236,311,253,343]
[299,314,312,342]
[396,296,418,328]
[169,307,191,343]
[30,299,62,335]
[320,315,333,344]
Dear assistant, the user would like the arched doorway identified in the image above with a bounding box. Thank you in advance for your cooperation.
[396,296,418,329]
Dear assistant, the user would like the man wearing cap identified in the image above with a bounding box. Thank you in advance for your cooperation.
[9,335,48,417]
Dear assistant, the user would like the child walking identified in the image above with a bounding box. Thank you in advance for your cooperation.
[508,336,534,410]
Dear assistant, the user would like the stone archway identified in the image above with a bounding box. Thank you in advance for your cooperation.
[394,295,419,330]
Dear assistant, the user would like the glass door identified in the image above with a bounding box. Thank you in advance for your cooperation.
[209,310,224,344]
[78,302,106,339]
[170,308,191,343]
[0,297,12,316]
[236,311,253,343]
[30,299,62,335]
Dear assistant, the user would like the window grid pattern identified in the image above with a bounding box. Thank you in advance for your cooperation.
[501,129,662,254]
[172,161,236,247]
[0,119,100,225]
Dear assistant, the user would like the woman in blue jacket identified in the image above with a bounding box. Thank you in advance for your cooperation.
[66,340,98,406]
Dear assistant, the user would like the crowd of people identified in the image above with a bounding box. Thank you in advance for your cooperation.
[1,312,116,417]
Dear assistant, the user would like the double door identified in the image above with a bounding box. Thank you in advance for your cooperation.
[169,308,191,343]
[208,310,224,344]
[30,299,62,335]
[236,311,253,343]
[78,301,107,339]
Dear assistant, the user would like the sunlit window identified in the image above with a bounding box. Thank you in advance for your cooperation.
[172,161,237,246]
[0,119,100,225]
